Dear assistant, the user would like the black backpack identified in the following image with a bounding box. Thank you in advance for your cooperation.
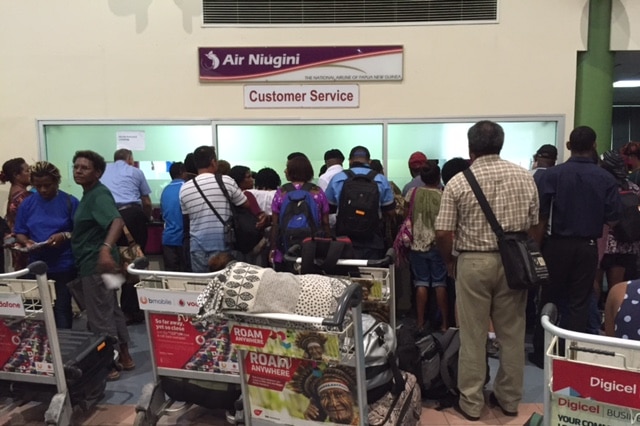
[416,328,460,404]
[336,169,380,239]
[613,190,640,243]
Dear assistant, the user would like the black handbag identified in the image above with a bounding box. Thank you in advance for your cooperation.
[463,169,549,290]
[214,173,263,254]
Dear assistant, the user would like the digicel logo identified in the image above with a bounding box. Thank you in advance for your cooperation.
[558,397,600,414]
[0,301,21,308]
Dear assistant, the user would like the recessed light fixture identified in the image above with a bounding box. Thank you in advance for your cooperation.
[613,80,640,88]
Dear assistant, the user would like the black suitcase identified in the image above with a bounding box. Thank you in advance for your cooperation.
[58,330,117,409]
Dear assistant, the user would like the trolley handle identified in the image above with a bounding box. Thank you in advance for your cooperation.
[284,246,396,268]
[0,261,48,280]
[131,257,150,270]
[540,302,558,325]
[321,283,363,328]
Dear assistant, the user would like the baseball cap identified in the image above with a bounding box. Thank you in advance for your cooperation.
[324,149,345,162]
[534,144,558,160]
[408,152,428,169]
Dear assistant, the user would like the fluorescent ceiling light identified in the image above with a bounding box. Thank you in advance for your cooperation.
[614,80,640,88]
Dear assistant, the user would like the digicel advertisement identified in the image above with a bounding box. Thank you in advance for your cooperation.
[149,313,238,374]
[553,359,640,409]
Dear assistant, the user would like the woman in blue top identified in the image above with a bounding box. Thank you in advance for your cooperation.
[14,161,79,329]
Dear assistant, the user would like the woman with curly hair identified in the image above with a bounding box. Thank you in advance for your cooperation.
[14,161,79,328]
[1,157,32,270]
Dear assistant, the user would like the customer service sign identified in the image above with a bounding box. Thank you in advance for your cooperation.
[199,46,403,82]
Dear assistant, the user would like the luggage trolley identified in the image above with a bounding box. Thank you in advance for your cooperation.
[286,248,397,328]
[220,281,368,426]
[540,303,640,426]
[128,258,242,426]
[0,261,72,426]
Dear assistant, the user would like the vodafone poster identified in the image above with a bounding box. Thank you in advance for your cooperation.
[0,319,53,376]
[244,353,360,426]
[149,313,238,374]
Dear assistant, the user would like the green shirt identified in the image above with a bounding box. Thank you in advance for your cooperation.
[71,182,121,277]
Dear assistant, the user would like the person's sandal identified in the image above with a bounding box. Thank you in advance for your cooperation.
[107,369,120,381]
[120,359,136,371]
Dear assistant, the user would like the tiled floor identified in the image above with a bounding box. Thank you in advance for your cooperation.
[0,400,543,425]
[1,319,545,425]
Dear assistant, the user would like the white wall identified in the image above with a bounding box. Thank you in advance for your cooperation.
[612,0,640,50]
[0,1,591,160]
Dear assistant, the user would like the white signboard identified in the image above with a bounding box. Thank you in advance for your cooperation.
[137,288,200,315]
[244,85,359,109]
[116,131,146,151]
[0,293,26,317]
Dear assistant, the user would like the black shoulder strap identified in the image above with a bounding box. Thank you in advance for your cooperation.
[301,182,316,192]
[214,173,232,204]
[193,177,228,225]
[365,169,378,180]
[281,183,296,193]
[462,169,504,238]
[344,169,355,179]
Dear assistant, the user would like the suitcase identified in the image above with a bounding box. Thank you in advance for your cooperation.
[368,371,422,426]
[58,330,116,409]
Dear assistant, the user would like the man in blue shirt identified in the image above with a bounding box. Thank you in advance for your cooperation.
[530,126,622,367]
[325,146,396,259]
[100,148,152,324]
[161,162,187,271]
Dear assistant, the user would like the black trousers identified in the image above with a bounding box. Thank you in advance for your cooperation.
[532,237,598,357]
[117,205,148,315]
[163,245,187,272]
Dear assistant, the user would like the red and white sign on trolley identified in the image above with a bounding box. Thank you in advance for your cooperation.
[552,359,640,409]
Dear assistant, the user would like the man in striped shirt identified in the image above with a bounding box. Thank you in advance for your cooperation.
[179,146,251,272]
[435,121,539,421]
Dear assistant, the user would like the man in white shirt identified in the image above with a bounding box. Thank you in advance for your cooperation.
[318,149,345,231]
[318,149,344,191]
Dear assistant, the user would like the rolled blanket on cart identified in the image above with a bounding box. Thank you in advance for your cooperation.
[196,261,350,320]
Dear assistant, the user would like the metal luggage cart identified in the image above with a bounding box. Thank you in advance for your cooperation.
[220,281,368,426]
[540,303,640,426]
[0,262,72,426]
[286,247,396,328]
[128,258,242,426]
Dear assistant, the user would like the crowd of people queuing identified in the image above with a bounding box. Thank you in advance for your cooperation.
[1,121,640,409]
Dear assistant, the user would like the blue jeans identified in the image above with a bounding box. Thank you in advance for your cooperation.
[190,250,223,273]
[49,269,77,329]
[409,249,447,288]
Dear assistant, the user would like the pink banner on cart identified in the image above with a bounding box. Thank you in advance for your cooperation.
[0,319,53,376]
[553,359,640,409]
[149,313,238,374]
[0,321,20,366]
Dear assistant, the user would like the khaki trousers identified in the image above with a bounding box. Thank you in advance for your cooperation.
[456,252,527,416]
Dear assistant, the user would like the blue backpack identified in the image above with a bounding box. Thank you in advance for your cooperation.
[278,183,321,253]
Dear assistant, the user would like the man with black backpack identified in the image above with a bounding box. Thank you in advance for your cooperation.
[325,146,396,260]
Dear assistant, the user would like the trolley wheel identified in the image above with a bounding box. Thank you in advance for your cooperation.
[133,410,154,426]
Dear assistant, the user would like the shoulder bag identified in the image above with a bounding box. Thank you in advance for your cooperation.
[119,225,145,285]
[213,174,263,254]
[393,187,418,266]
[463,169,549,290]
